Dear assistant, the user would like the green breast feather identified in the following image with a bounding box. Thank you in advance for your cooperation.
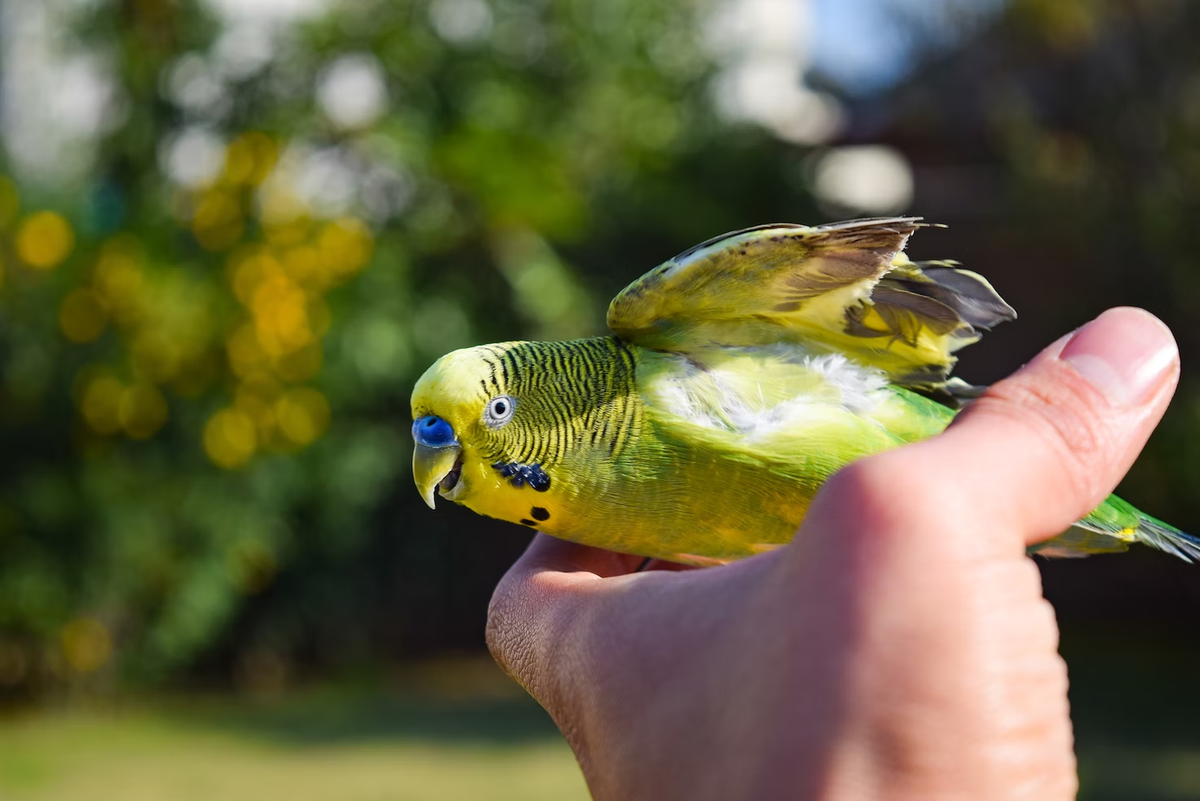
[410,218,1198,565]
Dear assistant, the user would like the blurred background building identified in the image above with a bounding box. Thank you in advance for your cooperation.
[1,0,1199,798]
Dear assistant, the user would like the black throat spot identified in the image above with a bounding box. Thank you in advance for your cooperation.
[493,462,552,493]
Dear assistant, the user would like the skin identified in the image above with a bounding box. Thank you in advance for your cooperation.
[485,307,1181,800]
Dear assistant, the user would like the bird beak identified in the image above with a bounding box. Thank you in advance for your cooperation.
[413,443,462,510]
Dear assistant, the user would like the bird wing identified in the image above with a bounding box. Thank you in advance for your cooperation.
[637,345,954,473]
[607,218,1015,397]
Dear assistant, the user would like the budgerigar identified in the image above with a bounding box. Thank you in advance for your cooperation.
[410,218,1196,566]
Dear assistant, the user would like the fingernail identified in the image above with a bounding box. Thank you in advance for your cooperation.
[1059,308,1178,406]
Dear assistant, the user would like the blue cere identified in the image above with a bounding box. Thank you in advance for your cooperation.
[413,415,457,448]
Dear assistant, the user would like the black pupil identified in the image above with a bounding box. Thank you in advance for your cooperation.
[494,401,507,416]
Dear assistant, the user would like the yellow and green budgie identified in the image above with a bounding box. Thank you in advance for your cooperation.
[410,218,1196,566]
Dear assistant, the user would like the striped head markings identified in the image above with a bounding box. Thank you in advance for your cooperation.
[410,338,644,515]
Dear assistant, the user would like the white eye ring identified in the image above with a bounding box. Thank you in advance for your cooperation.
[484,395,516,427]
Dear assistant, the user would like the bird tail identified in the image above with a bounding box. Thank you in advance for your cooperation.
[1032,494,1200,562]
[1131,514,1200,563]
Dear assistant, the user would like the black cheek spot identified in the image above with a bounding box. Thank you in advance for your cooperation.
[530,507,550,521]
[520,519,538,527]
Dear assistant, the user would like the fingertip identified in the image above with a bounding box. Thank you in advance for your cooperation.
[1057,307,1178,408]
[930,307,1179,547]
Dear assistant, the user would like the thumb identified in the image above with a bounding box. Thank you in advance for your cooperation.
[906,307,1179,547]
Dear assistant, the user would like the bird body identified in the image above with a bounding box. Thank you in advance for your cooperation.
[412,218,1198,564]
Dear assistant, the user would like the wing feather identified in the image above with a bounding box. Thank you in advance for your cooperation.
[607,218,1015,397]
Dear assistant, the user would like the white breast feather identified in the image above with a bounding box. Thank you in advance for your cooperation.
[650,349,888,438]
[808,353,888,413]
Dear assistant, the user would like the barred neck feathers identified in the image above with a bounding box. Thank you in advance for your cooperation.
[480,337,643,465]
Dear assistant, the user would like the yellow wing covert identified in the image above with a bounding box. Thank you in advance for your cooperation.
[606,217,1015,395]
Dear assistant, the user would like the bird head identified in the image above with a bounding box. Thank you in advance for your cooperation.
[410,343,529,511]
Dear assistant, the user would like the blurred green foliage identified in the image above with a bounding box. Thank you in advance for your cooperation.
[4,0,1200,710]
[0,0,812,694]
[882,0,1200,526]
[998,1,1200,541]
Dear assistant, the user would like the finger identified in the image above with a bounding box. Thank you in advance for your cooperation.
[485,534,642,697]
[904,307,1179,547]
[513,532,647,579]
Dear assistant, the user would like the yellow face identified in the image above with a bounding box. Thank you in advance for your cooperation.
[410,343,564,531]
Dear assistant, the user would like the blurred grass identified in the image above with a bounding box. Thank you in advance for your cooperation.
[3,633,1200,799]
[0,658,588,801]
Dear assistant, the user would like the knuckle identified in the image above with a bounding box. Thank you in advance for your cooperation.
[819,454,946,533]
[816,461,884,524]
[975,369,1120,503]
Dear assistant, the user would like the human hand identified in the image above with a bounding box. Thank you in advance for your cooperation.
[486,308,1180,800]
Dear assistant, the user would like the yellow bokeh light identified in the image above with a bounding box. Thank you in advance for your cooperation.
[130,332,182,383]
[223,131,278,186]
[228,246,281,305]
[281,244,322,288]
[252,274,311,356]
[61,617,112,675]
[81,375,125,435]
[236,376,282,402]
[234,379,280,440]
[192,189,244,251]
[223,143,255,185]
[100,233,143,260]
[316,217,373,284]
[263,215,312,248]
[93,238,145,326]
[119,384,169,440]
[259,183,309,234]
[204,408,258,468]
[275,387,330,447]
[273,342,323,383]
[16,211,75,270]
[94,250,143,293]
[307,296,331,338]
[227,323,269,379]
[60,289,109,343]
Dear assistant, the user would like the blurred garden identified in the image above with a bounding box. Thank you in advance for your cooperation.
[3,0,1200,797]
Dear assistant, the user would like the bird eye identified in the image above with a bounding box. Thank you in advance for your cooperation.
[484,395,516,427]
